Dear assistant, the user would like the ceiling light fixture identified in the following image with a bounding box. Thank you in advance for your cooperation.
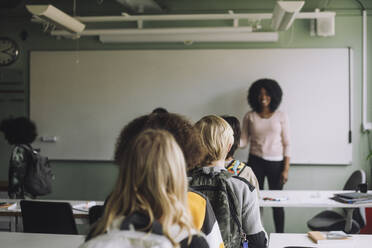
[271,1,305,31]
[26,5,86,33]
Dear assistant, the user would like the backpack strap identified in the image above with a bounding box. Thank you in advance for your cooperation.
[120,212,163,235]
[232,176,255,192]
[227,160,248,176]
[18,144,36,161]
[237,163,247,176]
[223,178,249,246]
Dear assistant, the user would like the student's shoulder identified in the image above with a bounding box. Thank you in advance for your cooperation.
[172,225,208,248]
[187,189,208,211]
[188,188,207,199]
[231,176,255,192]
[13,145,28,153]
[180,234,209,248]
[11,145,31,161]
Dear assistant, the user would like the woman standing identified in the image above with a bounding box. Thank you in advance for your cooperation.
[241,78,290,233]
[0,117,37,199]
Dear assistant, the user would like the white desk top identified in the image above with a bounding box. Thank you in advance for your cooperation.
[269,233,372,248]
[0,232,85,248]
[260,190,372,208]
[0,199,104,217]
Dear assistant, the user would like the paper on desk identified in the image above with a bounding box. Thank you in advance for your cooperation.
[7,202,17,210]
[0,202,17,210]
[308,232,354,247]
[72,201,96,212]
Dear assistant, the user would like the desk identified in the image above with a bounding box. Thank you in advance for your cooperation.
[260,190,372,233]
[268,233,372,248]
[0,231,84,248]
[0,199,103,231]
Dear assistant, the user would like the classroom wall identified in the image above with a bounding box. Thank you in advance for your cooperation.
[1,6,372,234]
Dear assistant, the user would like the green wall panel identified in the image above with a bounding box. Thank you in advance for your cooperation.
[1,6,372,233]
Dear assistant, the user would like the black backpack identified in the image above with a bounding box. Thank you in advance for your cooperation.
[22,145,54,196]
[189,168,246,248]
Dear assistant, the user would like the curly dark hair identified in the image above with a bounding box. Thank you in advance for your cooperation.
[221,115,241,159]
[114,115,150,165]
[0,117,37,145]
[152,107,168,114]
[247,78,283,113]
[114,113,206,170]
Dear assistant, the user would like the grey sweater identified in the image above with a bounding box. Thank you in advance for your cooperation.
[197,165,267,248]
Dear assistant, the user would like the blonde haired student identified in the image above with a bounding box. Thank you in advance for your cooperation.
[189,115,266,248]
[82,129,208,248]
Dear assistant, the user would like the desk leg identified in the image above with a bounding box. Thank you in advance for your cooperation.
[10,216,16,232]
[344,208,354,233]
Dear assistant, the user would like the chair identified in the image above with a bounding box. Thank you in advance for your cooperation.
[20,200,78,234]
[307,170,367,234]
[88,205,104,225]
[360,208,372,234]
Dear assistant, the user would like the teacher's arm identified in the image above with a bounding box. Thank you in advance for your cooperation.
[281,112,291,185]
[240,112,250,148]
[281,156,290,184]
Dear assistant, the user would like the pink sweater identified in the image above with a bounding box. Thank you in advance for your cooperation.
[240,111,290,161]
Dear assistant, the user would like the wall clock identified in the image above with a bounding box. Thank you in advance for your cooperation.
[0,37,20,66]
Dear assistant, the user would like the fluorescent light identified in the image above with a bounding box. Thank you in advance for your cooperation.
[26,5,85,33]
[271,1,305,31]
[75,13,273,22]
[99,31,278,43]
[52,27,254,36]
[51,26,278,43]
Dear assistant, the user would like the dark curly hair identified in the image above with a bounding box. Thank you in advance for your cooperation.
[247,78,283,113]
[152,107,168,114]
[114,115,150,165]
[114,113,206,170]
[0,117,37,145]
[221,115,241,159]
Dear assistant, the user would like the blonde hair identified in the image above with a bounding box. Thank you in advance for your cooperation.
[195,115,234,165]
[90,129,193,246]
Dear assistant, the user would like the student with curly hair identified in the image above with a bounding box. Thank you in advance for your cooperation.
[0,117,37,199]
[91,112,224,248]
[82,129,208,248]
[241,78,291,233]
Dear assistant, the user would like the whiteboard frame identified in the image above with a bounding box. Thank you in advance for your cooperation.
[29,48,353,164]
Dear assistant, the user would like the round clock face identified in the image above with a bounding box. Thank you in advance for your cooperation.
[0,37,20,66]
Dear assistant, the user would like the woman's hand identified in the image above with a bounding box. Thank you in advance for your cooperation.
[281,156,290,185]
[280,169,289,185]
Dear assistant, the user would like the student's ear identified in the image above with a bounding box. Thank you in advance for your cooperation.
[227,143,232,153]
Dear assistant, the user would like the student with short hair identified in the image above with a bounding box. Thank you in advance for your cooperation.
[0,117,37,199]
[190,115,266,248]
[96,112,224,248]
[221,115,260,195]
[82,129,208,248]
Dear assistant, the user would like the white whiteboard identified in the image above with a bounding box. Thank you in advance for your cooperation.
[30,49,352,164]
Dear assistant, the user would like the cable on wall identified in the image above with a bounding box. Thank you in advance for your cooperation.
[353,0,366,10]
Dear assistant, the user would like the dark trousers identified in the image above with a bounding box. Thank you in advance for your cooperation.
[248,154,285,233]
